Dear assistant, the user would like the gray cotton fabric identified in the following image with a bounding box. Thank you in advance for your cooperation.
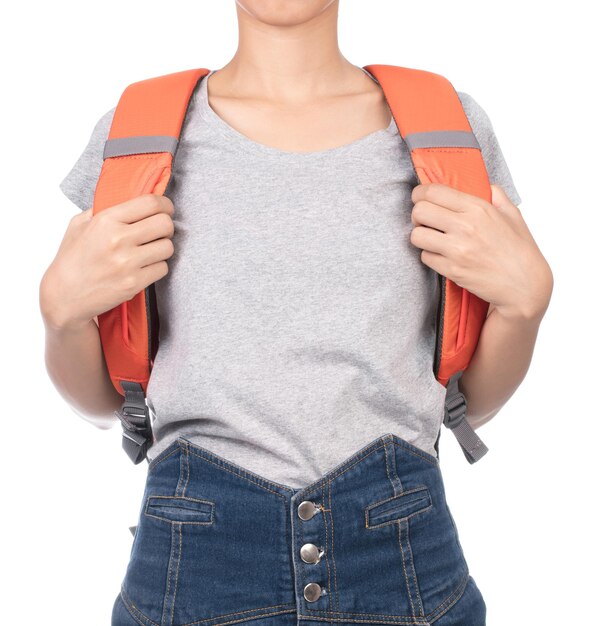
[59,67,521,487]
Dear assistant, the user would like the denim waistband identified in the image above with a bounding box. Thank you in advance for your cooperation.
[118,432,479,626]
[147,431,441,499]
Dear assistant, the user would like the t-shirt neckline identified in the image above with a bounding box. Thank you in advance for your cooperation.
[195,67,397,160]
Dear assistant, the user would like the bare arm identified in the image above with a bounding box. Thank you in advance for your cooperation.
[460,302,549,428]
[40,288,122,429]
[40,195,175,429]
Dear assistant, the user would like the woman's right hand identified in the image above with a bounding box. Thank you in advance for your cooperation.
[40,194,175,330]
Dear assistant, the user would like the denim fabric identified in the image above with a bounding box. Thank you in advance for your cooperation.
[112,433,486,625]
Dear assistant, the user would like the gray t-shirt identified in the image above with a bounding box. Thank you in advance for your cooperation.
[59,68,521,487]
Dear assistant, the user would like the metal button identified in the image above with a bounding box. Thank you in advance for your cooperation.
[300,543,324,564]
[303,582,323,602]
[298,500,318,520]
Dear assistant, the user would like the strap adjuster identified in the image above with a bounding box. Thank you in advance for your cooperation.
[442,370,489,464]
[115,381,153,465]
[443,391,467,429]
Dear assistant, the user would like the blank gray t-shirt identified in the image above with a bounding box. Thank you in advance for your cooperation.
[59,68,521,487]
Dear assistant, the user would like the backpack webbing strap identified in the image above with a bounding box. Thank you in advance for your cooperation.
[114,380,153,464]
[443,371,489,463]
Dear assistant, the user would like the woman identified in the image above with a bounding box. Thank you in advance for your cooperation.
[41,1,553,624]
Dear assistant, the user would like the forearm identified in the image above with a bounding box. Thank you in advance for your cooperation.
[41,299,122,430]
[458,305,545,429]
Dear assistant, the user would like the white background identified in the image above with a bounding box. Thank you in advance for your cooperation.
[2,1,589,624]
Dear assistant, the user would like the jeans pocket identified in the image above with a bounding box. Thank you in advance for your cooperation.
[144,495,215,525]
[365,485,432,528]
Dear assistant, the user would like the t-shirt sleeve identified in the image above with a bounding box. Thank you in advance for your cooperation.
[59,106,117,211]
[456,91,522,207]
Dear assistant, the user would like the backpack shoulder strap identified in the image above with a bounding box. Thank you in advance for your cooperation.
[363,64,490,463]
[93,67,210,463]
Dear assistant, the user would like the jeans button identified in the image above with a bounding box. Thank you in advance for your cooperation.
[300,543,324,564]
[303,582,323,602]
[298,501,318,520]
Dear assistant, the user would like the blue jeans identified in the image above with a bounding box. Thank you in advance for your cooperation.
[112,432,487,625]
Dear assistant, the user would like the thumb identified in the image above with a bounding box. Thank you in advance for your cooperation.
[490,184,515,212]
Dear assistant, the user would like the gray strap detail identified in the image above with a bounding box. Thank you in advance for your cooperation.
[405,130,480,151]
[103,135,178,160]
[443,371,489,464]
[129,525,137,537]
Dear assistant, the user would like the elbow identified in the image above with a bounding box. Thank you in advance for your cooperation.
[70,405,119,430]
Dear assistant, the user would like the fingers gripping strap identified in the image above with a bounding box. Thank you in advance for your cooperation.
[362,63,494,447]
[94,68,210,407]
[444,371,489,463]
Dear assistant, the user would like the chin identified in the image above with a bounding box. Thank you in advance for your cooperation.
[235,0,338,26]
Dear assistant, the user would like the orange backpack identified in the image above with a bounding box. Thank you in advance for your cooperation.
[93,64,491,465]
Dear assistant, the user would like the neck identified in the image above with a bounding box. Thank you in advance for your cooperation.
[212,2,365,105]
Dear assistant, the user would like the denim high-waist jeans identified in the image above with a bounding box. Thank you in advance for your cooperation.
[111,432,487,625]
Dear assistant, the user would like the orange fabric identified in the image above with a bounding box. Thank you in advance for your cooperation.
[92,68,210,396]
[94,63,493,396]
[364,65,493,387]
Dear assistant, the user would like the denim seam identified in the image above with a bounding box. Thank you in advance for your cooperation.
[303,608,429,624]
[404,517,425,617]
[182,606,297,626]
[391,438,424,619]
[299,435,437,502]
[185,447,288,500]
[321,483,335,613]
[298,447,382,500]
[383,439,404,494]
[159,523,181,625]
[396,520,417,619]
[120,586,160,626]
[147,445,181,475]
[424,571,470,623]
[160,444,189,625]
[329,482,339,613]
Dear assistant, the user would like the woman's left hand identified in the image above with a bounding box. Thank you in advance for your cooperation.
[409,183,553,321]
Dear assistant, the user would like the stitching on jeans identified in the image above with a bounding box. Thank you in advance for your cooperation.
[171,525,182,625]
[122,584,299,626]
[403,517,424,617]
[161,447,188,625]
[329,482,339,612]
[304,571,468,623]
[183,607,297,626]
[179,441,190,497]
[397,518,416,618]
[182,601,297,622]
[185,448,288,500]
[364,503,433,530]
[145,495,215,525]
[161,523,175,625]
[303,608,428,624]
[321,485,332,613]
[364,487,433,529]
[299,437,437,501]
[385,439,404,494]
[147,446,181,474]
[424,572,470,623]
[120,586,159,626]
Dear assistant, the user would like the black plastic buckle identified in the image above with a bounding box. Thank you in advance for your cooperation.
[115,381,153,465]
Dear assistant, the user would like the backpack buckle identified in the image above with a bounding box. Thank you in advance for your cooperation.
[443,391,467,430]
[115,381,153,465]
